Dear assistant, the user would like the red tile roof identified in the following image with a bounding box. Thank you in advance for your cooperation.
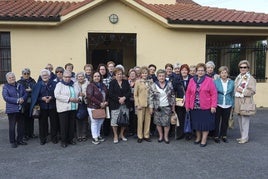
[0,0,268,26]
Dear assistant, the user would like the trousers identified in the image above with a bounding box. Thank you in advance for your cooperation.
[237,115,251,140]
[8,113,24,144]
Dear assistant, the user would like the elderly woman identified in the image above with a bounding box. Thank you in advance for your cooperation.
[54,66,64,83]
[189,65,196,76]
[134,66,153,143]
[214,66,234,143]
[173,64,192,140]
[165,63,176,82]
[87,72,108,145]
[30,69,58,145]
[149,69,175,144]
[234,60,256,144]
[2,72,28,148]
[54,70,81,148]
[148,64,157,82]
[205,61,219,80]
[74,72,90,142]
[108,67,131,144]
[173,63,181,75]
[185,63,217,147]
[17,68,37,140]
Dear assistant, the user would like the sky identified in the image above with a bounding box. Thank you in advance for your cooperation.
[194,0,268,13]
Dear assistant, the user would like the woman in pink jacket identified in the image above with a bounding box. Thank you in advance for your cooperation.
[185,63,217,147]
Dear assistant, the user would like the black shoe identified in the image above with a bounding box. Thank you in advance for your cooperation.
[164,139,170,144]
[158,138,163,143]
[29,134,38,139]
[176,136,184,140]
[143,138,152,142]
[11,143,17,148]
[77,138,82,142]
[40,141,46,145]
[200,143,207,147]
[194,140,201,144]
[214,137,221,143]
[23,136,29,141]
[52,140,58,144]
[222,137,229,143]
[137,138,143,143]
[61,143,67,148]
[17,141,27,145]
[69,140,76,145]
[185,135,192,141]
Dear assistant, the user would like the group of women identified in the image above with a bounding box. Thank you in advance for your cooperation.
[2,59,256,148]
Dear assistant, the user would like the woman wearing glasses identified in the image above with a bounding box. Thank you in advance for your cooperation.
[234,60,256,144]
[185,63,217,147]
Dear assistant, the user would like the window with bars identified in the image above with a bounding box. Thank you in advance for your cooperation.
[0,32,11,84]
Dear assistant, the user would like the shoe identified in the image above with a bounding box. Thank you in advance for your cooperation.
[52,140,58,144]
[77,137,82,142]
[17,141,27,145]
[61,143,67,148]
[176,136,184,140]
[29,134,38,139]
[82,137,88,142]
[194,140,201,145]
[69,140,76,145]
[214,137,220,143]
[23,136,29,141]
[200,143,207,147]
[137,138,143,143]
[92,138,100,145]
[236,138,242,141]
[113,139,119,144]
[158,138,163,143]
[11,143,17,148]
[238,139,248,144]
[40,141,46,145]
[164,139,170,144]
[120,137,128,141]
[185,135,192,141]
[143,138,152,142]
[222,137,228,143]
[98,136,105,142]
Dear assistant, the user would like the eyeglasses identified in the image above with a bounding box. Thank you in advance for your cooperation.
[63,76,71,78]
[56,71,63,73]
[23,73,30,75]
[240,66,248,69]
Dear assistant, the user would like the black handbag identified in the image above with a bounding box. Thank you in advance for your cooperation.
[117,109,129,127]
[76,103,88,120]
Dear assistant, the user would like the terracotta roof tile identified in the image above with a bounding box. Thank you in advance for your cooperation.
[1,0,268,26]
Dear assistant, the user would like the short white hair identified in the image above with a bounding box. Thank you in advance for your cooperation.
[76,72,85,79]
[40,69,51,76]
[206,61,215,68]
[115,64,125,73]
[6,72,15,80]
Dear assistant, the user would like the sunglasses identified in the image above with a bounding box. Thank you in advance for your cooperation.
[56,71,63,73]
[240,66,248,69]
[23,73,30,75]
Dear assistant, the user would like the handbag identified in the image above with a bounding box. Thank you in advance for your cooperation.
[170,112,179,126]
[76,103,88,120]
[117,109,129,127]
[176,98,184,107]
[184,112,192,133]
[92,109,106,119]
[32,105,40,118]
[240,98,256,116]
[228,108,234,129]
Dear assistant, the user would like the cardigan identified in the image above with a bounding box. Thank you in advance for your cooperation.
[214,78,234,107]
[86,82,108,109]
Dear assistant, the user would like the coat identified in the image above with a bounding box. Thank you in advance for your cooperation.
[86,82,108,109]
[108,79,131,110]
[2,83,28,114]
[234,74,256,114]
[134,79,152,108]
[185,76,217,110]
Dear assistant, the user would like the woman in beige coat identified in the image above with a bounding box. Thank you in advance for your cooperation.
[134,67,153,143]
[234,60,256,144]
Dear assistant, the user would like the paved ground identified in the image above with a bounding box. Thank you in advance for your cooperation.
[0,109,267,179]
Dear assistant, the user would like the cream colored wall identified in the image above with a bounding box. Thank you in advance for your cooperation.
[0,0,267,110]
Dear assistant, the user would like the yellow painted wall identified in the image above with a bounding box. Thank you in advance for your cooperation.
[0,0,267,110]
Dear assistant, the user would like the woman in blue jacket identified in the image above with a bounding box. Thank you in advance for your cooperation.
[2,72,28,148]
[214,66,234,143]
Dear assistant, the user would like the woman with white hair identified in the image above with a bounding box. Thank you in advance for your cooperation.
[205,61,219,80]
[54,70,82,148]
[30,69,59,145]
[2,72,28,148]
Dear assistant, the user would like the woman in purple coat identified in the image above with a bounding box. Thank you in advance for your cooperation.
[2,72,28,148]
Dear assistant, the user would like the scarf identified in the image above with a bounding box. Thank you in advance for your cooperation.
[193,75,206,109]
[61,80,74,86]
[235,72,251,97]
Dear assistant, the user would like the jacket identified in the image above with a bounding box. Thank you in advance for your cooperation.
[108,79,131,110]
[173,75,191,98]
[54,82,81,113]
[30,80,57,115]
[148,81,175,109]
[86,82,108,109]
[214,78,234,106]
[134,79,152,107]
[234,74,256,114]
[185,76,217,110]
[17,77,36,103]
[2,83,28,114]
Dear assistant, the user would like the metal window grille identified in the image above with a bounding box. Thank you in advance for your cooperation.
[0,32,11,84]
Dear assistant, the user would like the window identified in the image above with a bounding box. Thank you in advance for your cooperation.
[0,32,11,84]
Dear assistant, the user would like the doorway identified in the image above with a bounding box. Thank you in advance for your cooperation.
[87,33,136,71]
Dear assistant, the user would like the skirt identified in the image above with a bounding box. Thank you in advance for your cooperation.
[154,106,172,127]
[191,109,215,131]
